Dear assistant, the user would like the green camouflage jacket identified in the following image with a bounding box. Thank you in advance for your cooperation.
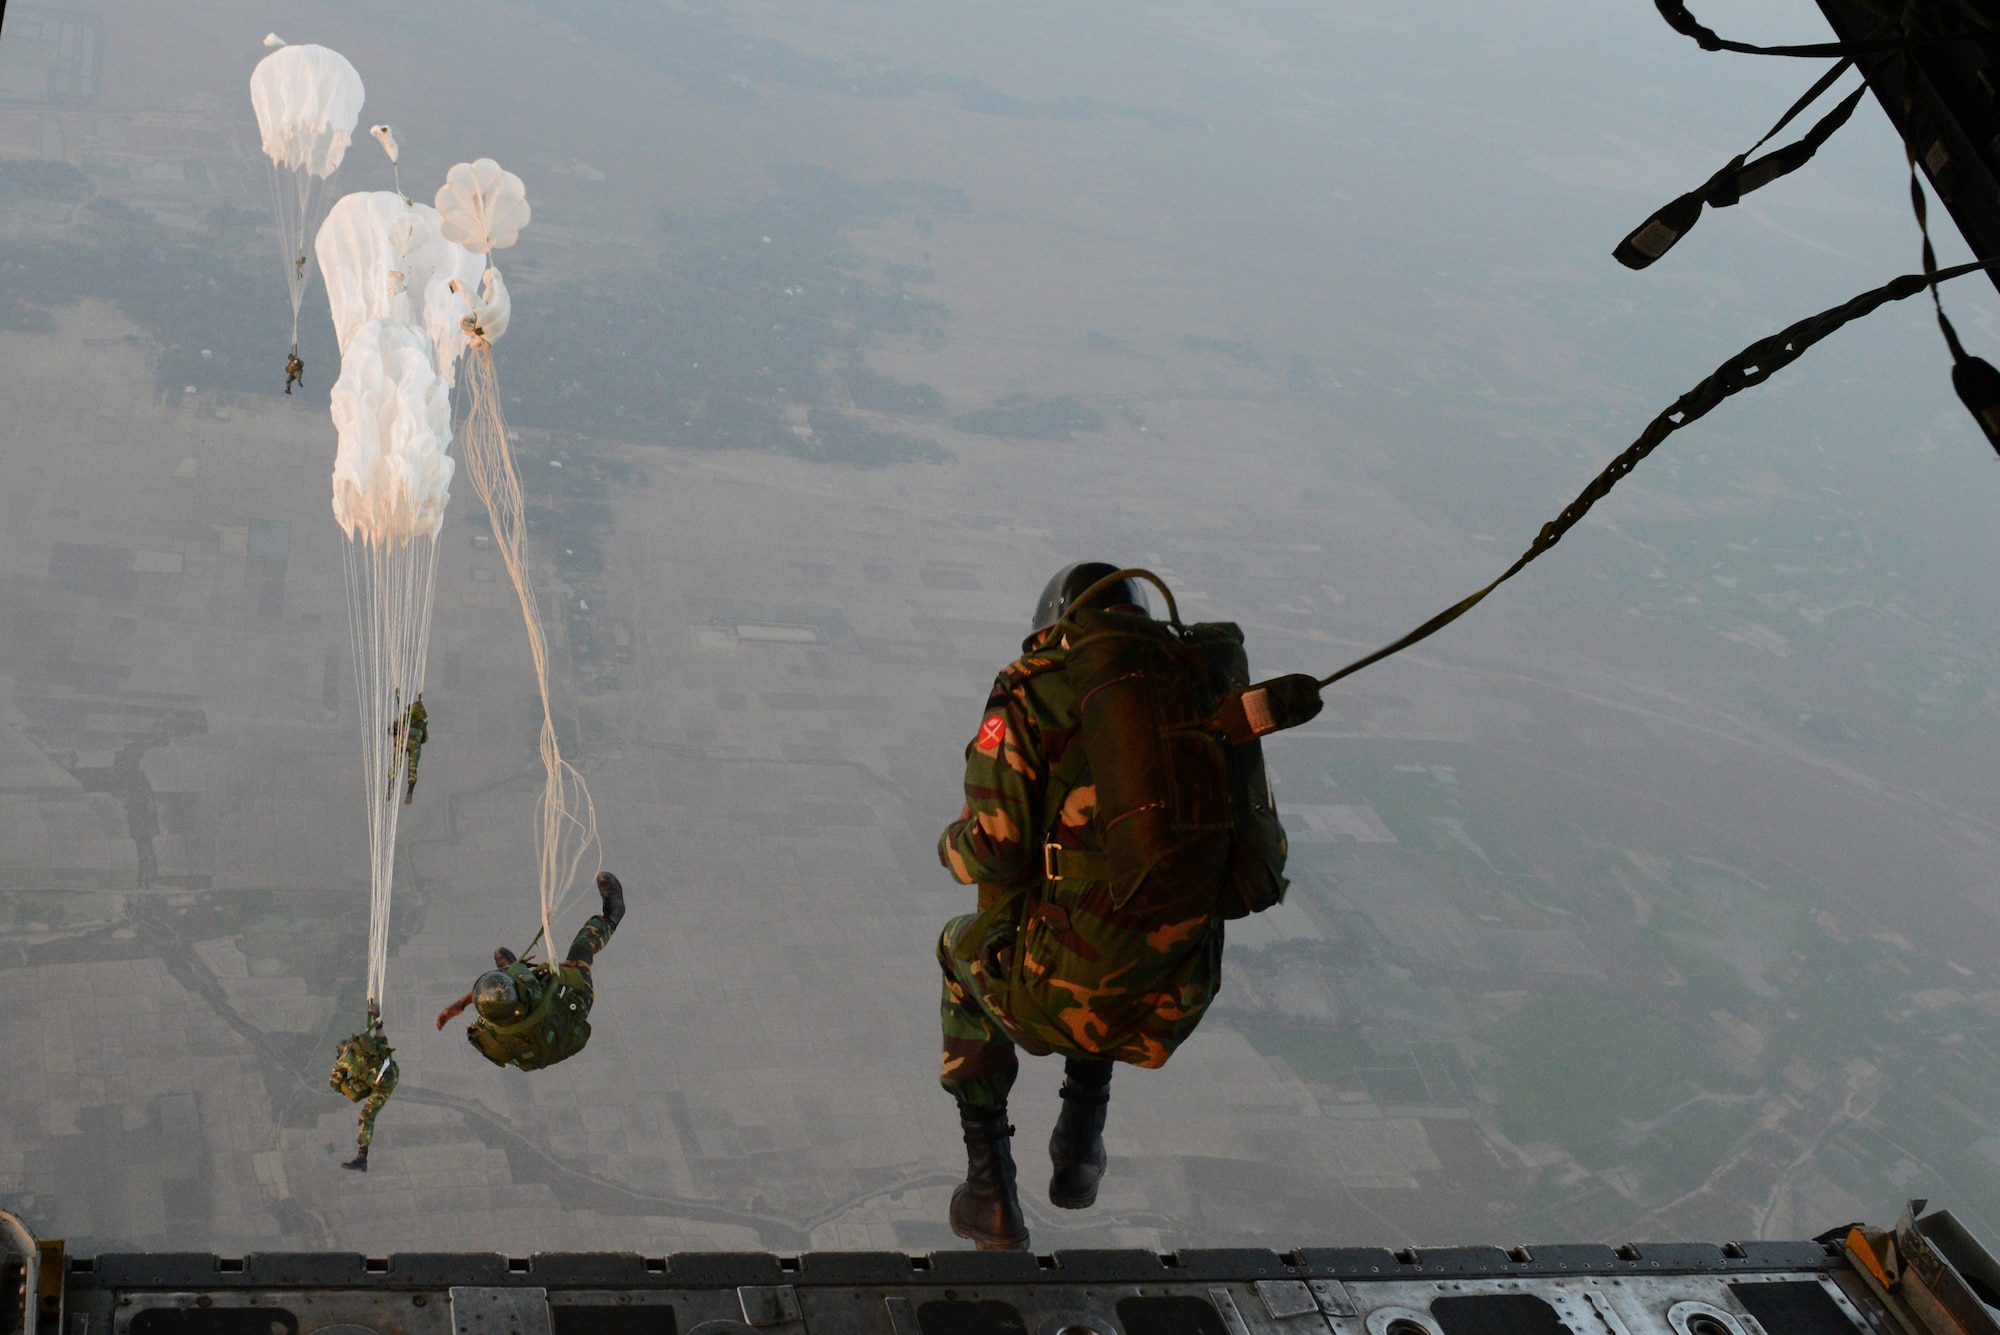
[393,700,428,752]
[939,635,1222,1068]
[329,1030,396,1101]
[465,959,594,1071]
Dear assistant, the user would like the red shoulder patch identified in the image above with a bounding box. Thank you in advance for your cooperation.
[975,714,1006,754]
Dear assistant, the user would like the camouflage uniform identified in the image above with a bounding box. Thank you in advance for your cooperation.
[328,1029,397,1149]
[389,697,428,802]
[937,635,1223,1108]
[465,915,617,1071]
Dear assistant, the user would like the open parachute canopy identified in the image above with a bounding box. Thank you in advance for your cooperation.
[251,41,365,345]
[330,318,454,543]
[436,158,531,253]
[316,191,489,384]
[250,43,364,179]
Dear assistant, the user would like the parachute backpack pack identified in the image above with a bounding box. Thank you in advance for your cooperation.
[1048,568,1325,923]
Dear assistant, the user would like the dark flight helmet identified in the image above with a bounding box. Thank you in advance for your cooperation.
[1032,562,1146,632]
[473,969,528,1024]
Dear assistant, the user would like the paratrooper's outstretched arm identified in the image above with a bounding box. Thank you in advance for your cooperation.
[437,990,474,1030]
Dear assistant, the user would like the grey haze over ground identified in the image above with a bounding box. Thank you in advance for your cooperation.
[3,0,2000,1255]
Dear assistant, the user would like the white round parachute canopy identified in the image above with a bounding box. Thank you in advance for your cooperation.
[251,44,364,176]
[436,159,530,253]
[263,32,284,47]
[330,319,454,542]
[316,192,485,383]
[250,42,364,343]
[370,124,399,165]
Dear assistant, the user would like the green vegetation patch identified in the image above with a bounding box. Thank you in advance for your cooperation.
[1478,994,1741,1166]
[1641,861,1811,1001]
[1243,1026,1394,1085]
[210,890,363,990]
[952,396,1105,441]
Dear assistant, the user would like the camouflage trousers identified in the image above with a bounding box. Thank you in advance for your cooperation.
[938,911,1037,1109]
[563,914,615,975]
[354,1062,397,1149]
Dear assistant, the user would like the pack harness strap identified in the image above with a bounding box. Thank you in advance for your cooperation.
[1314,259,1999,692]
[1036,725,1106,885]
[1046,846,1111,882]
[487,968,563,1036]
[1616,62,1866,268]
[951,885,1026,964]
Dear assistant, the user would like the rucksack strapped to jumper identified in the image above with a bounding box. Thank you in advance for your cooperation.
[1054,568,1321,921]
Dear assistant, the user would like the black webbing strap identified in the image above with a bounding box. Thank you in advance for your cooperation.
[1712,83,1867,206]
[1316,259,1998,691]
[1653,0,1988,57]
[1898,52,2000,452]
[1616,64,1866,268]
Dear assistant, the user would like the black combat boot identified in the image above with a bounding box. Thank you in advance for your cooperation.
[341,1145,369,1173]
[597,871,627,928]
[950,1105,1029,1251]
[1048,1058,1113,1209]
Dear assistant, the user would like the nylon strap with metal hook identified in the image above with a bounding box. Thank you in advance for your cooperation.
[1617,62,1866,267]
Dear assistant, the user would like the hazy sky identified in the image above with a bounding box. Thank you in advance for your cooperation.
[5,0,2000,1255]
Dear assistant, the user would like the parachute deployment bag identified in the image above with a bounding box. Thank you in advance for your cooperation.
[1057,570,1321,920]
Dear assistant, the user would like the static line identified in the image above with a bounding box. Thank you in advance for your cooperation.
[458,340,600,954]
[341,530,441,1012]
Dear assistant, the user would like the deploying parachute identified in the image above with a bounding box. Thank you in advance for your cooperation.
[441,159,598,957]
[250,42,364,354]
[370,124,405,200]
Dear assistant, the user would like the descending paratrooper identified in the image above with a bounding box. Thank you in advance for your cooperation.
[388,692,427,804]
[327,1003,397,1173]
[249,38,363,375]
[435,872,626,1071]
[935,562,1300,1249]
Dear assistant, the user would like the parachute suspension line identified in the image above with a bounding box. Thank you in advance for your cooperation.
[1315,259,2000,691]
[264,158,323,345]
[458,341,599,954]
[340,529,442,1011]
